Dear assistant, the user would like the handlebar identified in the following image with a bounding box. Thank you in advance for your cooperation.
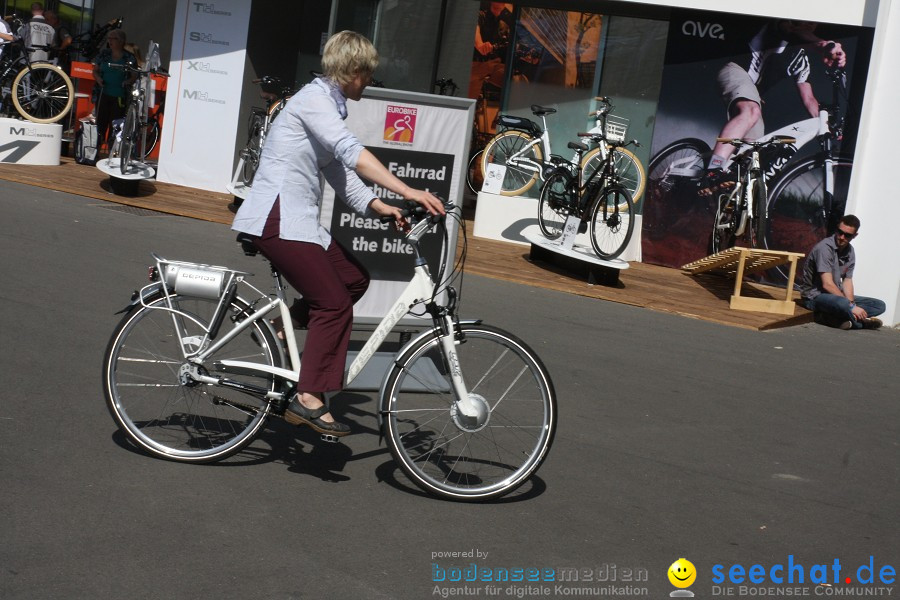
[108,63,169,77]
[378,200,454,226]
[716,135,796,147]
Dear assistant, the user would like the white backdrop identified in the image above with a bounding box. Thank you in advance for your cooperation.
[156,0,250,192]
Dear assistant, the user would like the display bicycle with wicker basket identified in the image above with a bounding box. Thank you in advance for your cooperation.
[478,96,645,202]
[536,130,637,260]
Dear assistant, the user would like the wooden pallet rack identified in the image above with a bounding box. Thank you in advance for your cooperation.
[682,247,805,315]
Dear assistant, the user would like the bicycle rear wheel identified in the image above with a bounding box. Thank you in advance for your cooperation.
[142,117,160,159]
[382,323,556,501]
[103,292,282,463]
[11,63,74,124]
[537,170,571,239]
[239,112,265,187]
[711,190,738,254]
[589,185,635,260]
[480,130,543,196]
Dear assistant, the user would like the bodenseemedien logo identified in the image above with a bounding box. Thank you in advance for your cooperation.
[668,558,697,597]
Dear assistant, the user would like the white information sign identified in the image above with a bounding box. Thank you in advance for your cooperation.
[481,163,506,194]
[156,0,251,193]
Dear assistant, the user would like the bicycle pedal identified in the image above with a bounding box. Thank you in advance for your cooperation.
[320,433,341,444]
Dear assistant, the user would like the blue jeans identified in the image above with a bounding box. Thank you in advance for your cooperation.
[804,293,886,329]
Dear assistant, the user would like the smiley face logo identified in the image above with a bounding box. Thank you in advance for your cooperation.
[668,558,697,588]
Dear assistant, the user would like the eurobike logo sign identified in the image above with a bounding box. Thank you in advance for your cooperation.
[193,2,231,16]
[383,105,417,145]
[186,60,228,76]
[182,89,226,105]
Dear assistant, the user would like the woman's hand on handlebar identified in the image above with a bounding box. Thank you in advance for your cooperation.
[403,188,446,216]
[370,198,410,231]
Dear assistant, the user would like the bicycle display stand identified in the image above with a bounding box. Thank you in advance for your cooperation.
[525,215,629,286]
[96,158,155,196]
[682,247,805,315]
[0,118,62,165]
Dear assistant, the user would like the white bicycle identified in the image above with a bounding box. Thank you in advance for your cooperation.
[479,96,645,202]
[102,202,557,502]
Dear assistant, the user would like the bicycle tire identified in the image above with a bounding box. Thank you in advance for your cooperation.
[11,62,74,124]
[644,139,710,236]
[710,188,739,254]
[382,323,556,502]
[142,117,160,159]
[119,103,138,175]
[750,177,767,248]
[764,156,853,256]
[537,169,571,239]
[103,292,282,463]
[239,113,265,187]
[480,130,543,196]
[589,185,635,260]
[581,146,646,204]
[466,149,485,194]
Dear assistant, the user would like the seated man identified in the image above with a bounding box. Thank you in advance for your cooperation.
[799,214,885,330]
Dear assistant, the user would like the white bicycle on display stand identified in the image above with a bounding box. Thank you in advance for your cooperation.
[97,42,164,184]
[102,201,557,502]
[646,66,853,280]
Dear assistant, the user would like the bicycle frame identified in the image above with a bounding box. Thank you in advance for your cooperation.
[136,215,483,421]
[502,115,613,182]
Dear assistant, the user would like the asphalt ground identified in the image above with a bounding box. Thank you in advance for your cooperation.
[1,181,898,600]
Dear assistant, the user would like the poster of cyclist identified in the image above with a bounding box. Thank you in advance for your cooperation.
[641,10,874,274]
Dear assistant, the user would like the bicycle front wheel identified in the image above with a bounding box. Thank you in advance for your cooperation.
[103,293,282,463]
[481,130,543,196]
[537,170,571,239]
[12,63,74,124]
[589,185,635,260]
[119,104,138,175]
[581,146,646,204]
[382,323,556,502]
[750,177,767,248]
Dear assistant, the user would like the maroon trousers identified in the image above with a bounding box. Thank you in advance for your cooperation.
[253,200,369,393]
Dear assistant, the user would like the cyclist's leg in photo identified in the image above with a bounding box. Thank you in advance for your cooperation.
[699,63,764,196]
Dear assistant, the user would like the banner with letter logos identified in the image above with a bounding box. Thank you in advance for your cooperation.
[319,88,474,320]
[157,0,250,192]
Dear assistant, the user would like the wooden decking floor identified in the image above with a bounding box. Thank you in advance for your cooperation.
[0,158,812,330]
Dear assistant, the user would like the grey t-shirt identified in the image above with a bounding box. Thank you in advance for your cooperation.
[799,235,855,300]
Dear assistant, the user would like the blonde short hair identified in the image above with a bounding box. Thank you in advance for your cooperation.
[321,31,379,85]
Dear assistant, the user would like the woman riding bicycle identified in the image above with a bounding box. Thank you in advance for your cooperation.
[231,31,443,436]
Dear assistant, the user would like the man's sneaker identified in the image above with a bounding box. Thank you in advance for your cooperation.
[860,317,883,330]
[838,320,853,330]
[697,168,736,197]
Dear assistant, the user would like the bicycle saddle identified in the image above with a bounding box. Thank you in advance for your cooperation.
[236,232,258,257]
[531,105,557,116]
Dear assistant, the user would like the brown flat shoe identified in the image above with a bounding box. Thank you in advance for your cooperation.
[283,399,350,436]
